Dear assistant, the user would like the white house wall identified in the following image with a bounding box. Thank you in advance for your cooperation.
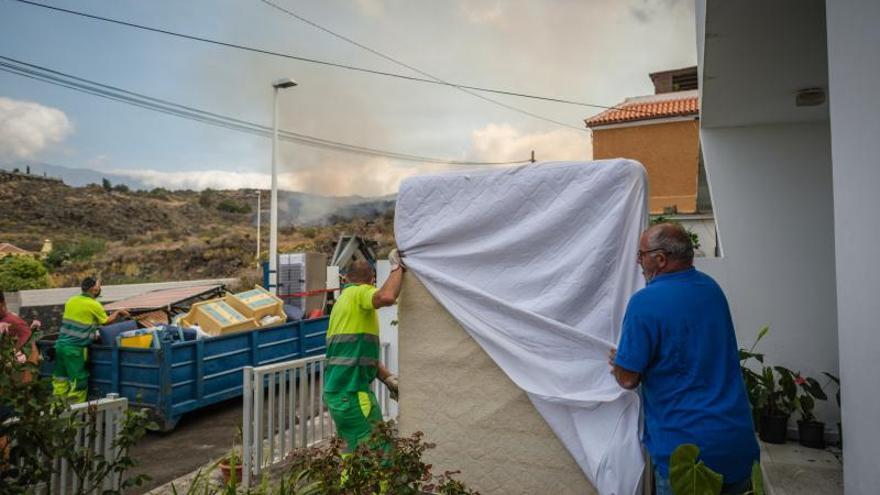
[826,1,880,492]
[696,122,839,425]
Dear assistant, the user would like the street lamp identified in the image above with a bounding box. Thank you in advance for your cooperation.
[255,189,261,266]
[269,77,297,294]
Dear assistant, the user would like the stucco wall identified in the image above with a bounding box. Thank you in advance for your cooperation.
[826,1,880,492]
[592,120,700,214]
[696,122,838,425]
[397,275,596,495]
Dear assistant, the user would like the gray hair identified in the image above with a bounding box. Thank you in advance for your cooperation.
[646,223,694,264]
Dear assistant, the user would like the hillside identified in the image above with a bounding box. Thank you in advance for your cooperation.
[0,174,395,288]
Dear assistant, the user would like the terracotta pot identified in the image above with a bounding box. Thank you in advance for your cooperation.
[219,459,243,485]
[798,420,826,449]
[759,413,789,444]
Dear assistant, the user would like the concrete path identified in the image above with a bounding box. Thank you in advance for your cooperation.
[761,441,843,495]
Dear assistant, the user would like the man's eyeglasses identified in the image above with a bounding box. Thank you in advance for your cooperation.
[637,248,665,262]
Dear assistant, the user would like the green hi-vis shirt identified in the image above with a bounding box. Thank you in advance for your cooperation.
[323,284,380,393]
[56,293,109,347]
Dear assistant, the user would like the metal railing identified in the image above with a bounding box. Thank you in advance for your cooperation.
[55,394,129,494]
[3,393,129,494]
[242,343,393,486]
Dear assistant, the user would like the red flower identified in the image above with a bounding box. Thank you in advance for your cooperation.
[795,375,806,385]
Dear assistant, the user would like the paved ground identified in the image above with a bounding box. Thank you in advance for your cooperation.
[760,441,843,495]
[128,398,243,494]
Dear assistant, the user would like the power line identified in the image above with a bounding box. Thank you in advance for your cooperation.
[8,0,652,120]
[0,55,527,165]
[258,0,586,132]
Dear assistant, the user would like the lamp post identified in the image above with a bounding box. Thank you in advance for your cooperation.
[269,77,297,294]
[255,189,261,266]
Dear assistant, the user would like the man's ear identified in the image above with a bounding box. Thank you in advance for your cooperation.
[656,252,669,269]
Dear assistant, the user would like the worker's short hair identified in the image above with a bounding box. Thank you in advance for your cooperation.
[647,223,695,264]
[346,260,374,283]
[0,291,5,304]
[81,276,98,292]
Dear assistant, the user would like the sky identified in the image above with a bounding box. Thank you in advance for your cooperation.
[0,0,696,197]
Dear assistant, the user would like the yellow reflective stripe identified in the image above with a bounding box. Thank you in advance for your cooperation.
[357,391,371,418]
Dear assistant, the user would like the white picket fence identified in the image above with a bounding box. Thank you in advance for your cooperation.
[2,393,129,494]
[241,343,392,486]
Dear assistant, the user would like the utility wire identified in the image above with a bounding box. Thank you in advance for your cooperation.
[8,0,654,120]
[259,0,586,131]
[0,56,527,165]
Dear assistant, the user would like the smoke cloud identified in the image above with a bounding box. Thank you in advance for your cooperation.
[470,124,590,163]
[0,97,73,159]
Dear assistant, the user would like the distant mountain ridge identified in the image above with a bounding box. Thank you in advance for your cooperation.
[2,161,151,190]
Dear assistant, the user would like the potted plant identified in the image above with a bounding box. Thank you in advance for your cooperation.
[793,372,828,449]
[757,366,797,444]
[739,326,769,429]
[219,432,243,486]
[823,371,841,446]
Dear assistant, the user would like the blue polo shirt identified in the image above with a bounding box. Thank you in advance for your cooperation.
[614,267,758,482]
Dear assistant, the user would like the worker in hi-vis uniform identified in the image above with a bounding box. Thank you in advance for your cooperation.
[53,277,128,403]
[323,252,403,452]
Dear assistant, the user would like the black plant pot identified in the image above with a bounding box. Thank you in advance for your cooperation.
[759,414,789,444]
[798,420,826,449]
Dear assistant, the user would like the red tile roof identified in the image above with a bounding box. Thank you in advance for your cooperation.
[0,243,32,255]
[585,90,699,128]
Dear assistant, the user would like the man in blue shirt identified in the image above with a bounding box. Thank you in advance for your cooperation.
[610,223,758,495]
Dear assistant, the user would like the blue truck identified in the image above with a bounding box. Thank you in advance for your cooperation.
[40,317,328,431]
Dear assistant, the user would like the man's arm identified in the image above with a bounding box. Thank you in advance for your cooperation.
[372,267,404,309]
[105,309,129,324]
[377,362,399,400]
[609,348,642,389]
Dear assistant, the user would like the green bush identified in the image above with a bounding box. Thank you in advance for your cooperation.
[177,421,478,495]
[199,189,217,208]
[45,238,107,269]
[0,331,152,492]
[290,421,478,495]
[217,199,252,214]
[0,256,51,290]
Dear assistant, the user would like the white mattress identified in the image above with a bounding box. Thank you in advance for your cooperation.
[395,160,648,495]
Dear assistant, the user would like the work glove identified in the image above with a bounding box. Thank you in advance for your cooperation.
[383,374,400,401]
[388,249,405,272]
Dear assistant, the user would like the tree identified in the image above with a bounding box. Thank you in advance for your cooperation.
[0,256,52,291]
[113,183,130,193]
[102,178,112,191]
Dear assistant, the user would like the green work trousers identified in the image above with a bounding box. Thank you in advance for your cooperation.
[52,344,88,403]
[324,389,384,453]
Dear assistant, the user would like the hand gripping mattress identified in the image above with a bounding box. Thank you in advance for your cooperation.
[395,160,648,495]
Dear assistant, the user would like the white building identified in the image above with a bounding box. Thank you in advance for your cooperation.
[694,1,879,493]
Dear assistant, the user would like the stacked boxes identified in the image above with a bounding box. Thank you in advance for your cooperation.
[277,252,327,315]
[226,285,286,327]
[179,299,257,336]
